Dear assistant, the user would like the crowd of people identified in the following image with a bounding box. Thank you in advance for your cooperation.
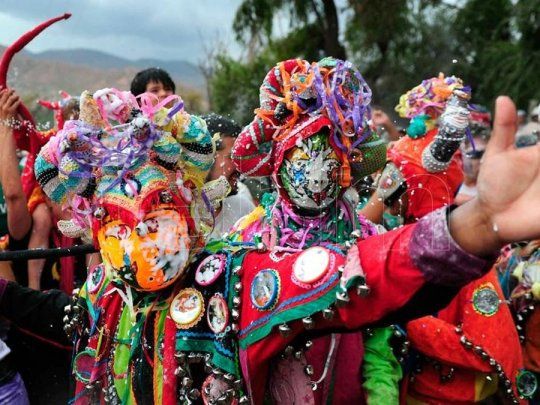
[0,22,539,405]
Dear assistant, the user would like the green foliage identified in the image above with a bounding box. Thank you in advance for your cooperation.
[210,0,540,122]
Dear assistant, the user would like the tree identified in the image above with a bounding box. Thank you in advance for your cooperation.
[233,0,346,60]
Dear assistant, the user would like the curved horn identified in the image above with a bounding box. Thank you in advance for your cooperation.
[422,90,471,173]
[0,13,71,128]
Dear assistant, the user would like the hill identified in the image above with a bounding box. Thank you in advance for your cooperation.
[0,46,207,114]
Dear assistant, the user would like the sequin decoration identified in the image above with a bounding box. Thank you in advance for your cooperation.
[207,293,229,334]
[250,269,281,311]
[170,288,205,329]
[195,254,227,286]
[472,285,500,316]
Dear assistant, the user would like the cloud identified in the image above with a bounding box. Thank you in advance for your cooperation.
[0,0,242,62]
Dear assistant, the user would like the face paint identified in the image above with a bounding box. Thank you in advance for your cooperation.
[97,207,190,291]
[279,133,340,211]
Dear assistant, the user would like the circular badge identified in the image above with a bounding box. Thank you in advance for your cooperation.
[250,269,280,311]
[201,375,237,405]
[195,254,226,286]
[87,264,105,294]
[517,370,538,399]
[293,247,330,285]
[207,293,229,334]
[472,285,500,316]
[170,288,205,329]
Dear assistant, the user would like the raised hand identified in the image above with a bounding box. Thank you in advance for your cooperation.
[0,88,21,121]
[450,96,540,256]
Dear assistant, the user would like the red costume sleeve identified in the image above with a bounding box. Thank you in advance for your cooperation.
[239,208,495,402]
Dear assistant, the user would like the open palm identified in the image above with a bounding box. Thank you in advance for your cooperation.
[476,96,540,243]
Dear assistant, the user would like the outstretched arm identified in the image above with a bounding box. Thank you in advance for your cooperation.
[0,88,32,240]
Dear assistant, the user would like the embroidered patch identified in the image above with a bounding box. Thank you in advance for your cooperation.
[472,284,500,316]
[195,254,226,286]
[170,288,205,329]
[87,264,105,294]
[201,375,234,405]
[207,293,229,334]
[292,246,332,288]
[250,269,281,311]
[517,369,538,399]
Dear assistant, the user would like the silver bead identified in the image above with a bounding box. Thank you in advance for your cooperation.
[231,309,240,320]
[232,296,241,307]
[181,377,193,389]
[302,317,315,330]
[278,324,291,337]
[212,368,223,376]
[234,282,242,292]
[305,340,313,349]
[238,396,249,404]
[356,284,370,297]
[304,365,314,376]
[188,388,200,399]
[335,291,350,307]
[322,308,335,320]
[174,367,186,377]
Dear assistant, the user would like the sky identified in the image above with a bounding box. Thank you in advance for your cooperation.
[0,0,243,63]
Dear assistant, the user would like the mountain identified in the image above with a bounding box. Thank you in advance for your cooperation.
[0,45,207,113]
[31,48,205,89]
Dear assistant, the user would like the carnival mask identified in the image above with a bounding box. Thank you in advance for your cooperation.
[279,133,340,211]
[98,207,191,291]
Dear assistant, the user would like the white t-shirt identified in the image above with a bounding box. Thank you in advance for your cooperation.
[208,182,256,240]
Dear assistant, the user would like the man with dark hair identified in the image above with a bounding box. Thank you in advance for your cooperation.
[202,113,256,239]
[130,67,176,105]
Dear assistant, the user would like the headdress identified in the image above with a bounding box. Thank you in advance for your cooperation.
[232,58,387,188]
[35,88,218,290]
[386,74,471,221]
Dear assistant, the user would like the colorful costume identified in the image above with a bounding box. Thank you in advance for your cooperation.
[0,60,497,405]
[385,78,524,404]
[378,74,467,222]
[505,242,540,400]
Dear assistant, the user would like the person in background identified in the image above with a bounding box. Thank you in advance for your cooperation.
[517,104,540,138]
[371,108,403,142]
[0,88,32,405]
[24,95,80,291]
[203,113,256,240]
[0,87,71,404]
[454,108,491,205]
[130,67,176,106]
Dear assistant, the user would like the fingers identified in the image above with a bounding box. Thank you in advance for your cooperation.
[6,92,20,110]
[0,88,20,120]
[485,96,517,157]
